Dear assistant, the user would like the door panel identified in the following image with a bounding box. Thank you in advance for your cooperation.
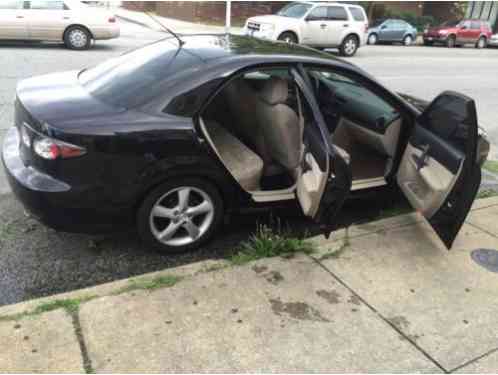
[0,1,28,39]
[26,1,70,41]
[397,91,480,248]
[397,127,463,218]
[292,68,352,234]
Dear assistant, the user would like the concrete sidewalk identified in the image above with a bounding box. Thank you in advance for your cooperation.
[2,197,498,372]
[115,7,244,35]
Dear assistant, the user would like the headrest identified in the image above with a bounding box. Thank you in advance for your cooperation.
[259,77,289,105]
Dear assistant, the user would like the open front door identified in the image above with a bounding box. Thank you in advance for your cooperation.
[292,69,352,236]
[397,91,481,249]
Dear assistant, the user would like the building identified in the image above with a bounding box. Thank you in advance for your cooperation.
[466,2,498,33]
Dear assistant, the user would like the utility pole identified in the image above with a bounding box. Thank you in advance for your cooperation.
[225,0,231,34]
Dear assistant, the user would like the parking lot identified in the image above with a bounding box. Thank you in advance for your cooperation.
[1,19,498,306]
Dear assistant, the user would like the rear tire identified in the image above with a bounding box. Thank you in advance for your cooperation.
[64,26,91,50]
[476,36,487,49]
[403,35,413,46]
[278,32,298,44]
[339,35,359,57]
[137,178,224,254]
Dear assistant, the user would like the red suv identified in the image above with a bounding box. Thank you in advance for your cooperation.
[423,19,492,48]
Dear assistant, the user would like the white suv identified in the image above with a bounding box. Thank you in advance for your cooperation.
[244,2,368,57]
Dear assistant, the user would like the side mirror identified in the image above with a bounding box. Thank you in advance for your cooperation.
[305,16,317,22]
[460,25,467,30]
[380,25,387,30]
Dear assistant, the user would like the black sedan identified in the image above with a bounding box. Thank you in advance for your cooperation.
[1,34,489,253]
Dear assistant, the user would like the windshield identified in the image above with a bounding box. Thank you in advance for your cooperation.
[371,19,386,27]
[79,39,204,109]
[277,2,312,18]
[441,20,461,27]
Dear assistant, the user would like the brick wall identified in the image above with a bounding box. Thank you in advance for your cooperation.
[122,1,288,25]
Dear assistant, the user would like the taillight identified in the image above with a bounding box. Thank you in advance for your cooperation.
[363,22,368,33]
[108,16,116,23]
[33,136,86,160]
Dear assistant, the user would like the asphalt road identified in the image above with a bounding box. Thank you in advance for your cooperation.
[0,20,497,306]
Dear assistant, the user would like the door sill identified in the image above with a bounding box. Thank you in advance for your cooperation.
[351,177,387,191]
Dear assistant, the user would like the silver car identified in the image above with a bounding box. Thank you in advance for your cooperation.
[0,0,120,50]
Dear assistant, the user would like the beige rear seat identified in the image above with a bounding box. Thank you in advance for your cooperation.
[206,121,264,192]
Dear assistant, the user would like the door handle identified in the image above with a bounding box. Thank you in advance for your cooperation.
[16,15,24,19]
[63,16,70,19]
[343,24,349,27]
[413,144,430,170]
[320,24,327,28]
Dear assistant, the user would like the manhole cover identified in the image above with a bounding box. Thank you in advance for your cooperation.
[471,249,498,273]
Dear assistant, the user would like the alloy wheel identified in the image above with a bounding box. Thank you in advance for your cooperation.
[404,35,413,46]
[149,186,215,247]
[368,34,377,45]
[69,29,88,49]
[344,38,357,56]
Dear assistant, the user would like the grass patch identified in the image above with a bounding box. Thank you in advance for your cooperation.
[33,297,94,314]
[477,189,498,199]
[483,160,498,174]
[116,274,182,294]
[0,296,95,321]
[229,224,315,266]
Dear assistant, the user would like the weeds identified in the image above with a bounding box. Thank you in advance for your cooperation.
[483,161,498,174]
[116,274,182,294]
[33,296,95,314]
[229,223,315,266]
[477,189,498,199]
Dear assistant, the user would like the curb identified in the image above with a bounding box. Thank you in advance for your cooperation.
[2,196,498,320]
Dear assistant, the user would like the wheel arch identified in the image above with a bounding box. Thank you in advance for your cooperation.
[132,163,240,223]
[342,32,360,45]
[278,30,299,43]
[63,24,94,41]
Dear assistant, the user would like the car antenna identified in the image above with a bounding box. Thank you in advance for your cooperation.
[128,3,185,46]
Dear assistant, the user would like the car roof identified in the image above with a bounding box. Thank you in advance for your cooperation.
[295,1,363,8]
[156,34,356,70]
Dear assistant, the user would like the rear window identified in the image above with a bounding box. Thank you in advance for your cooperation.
[348,7,365,21]
[327,6,348,21]
[79,39,204,109]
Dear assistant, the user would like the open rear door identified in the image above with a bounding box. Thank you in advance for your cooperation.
[292,69,352,236]
[397,91,481,249]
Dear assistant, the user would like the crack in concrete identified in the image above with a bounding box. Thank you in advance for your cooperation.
[69,310,94,374]
[448,347,498,373]
[308,254,449,373]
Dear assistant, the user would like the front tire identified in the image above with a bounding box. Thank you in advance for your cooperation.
[339,35,359,57]
[64,26,92,50]
[137,178,224,254]
[476,36,487,49]
[278,32,298,44]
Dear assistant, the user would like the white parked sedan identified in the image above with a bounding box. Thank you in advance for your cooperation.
[0,0,120,50]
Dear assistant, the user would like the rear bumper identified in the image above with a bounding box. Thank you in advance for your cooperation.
[1,127,132,234]
[91,24,121,40]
